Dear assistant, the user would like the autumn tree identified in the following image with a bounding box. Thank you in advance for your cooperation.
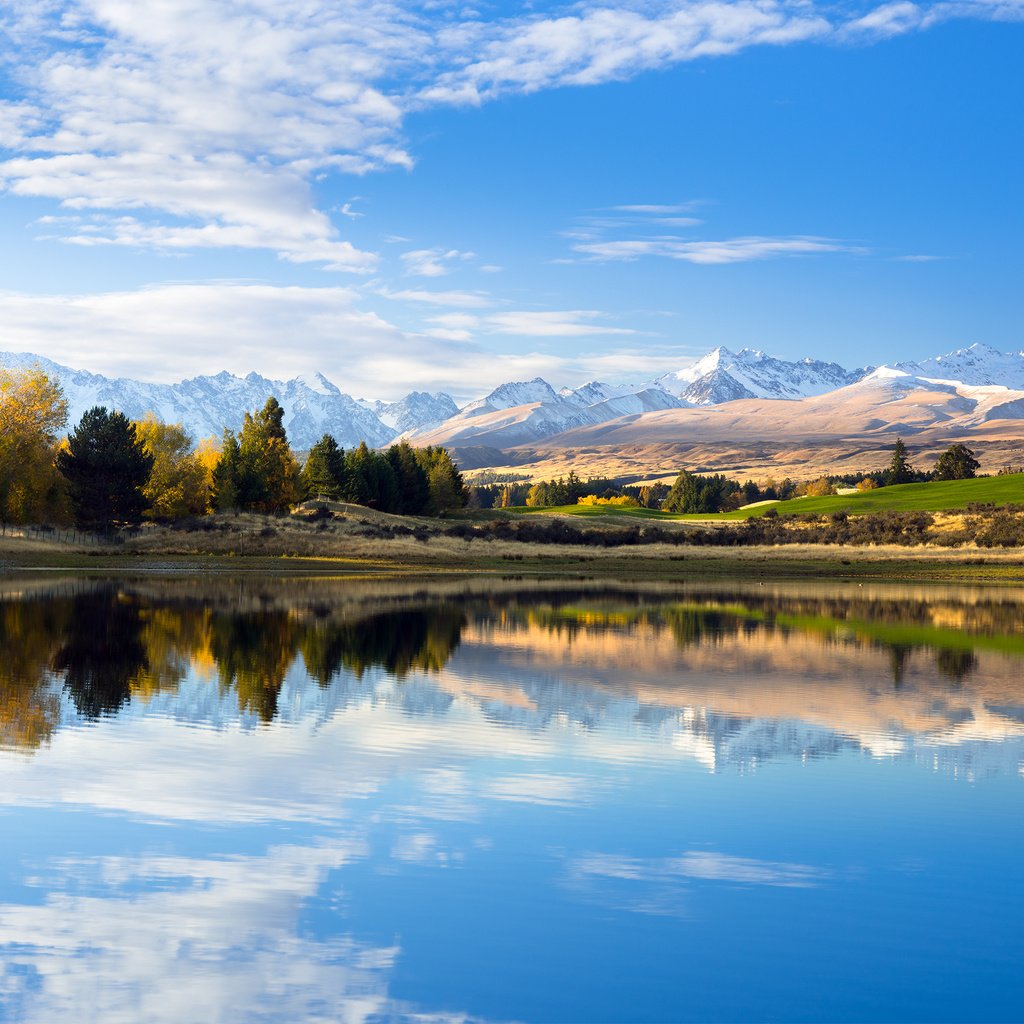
[0,367,69,524]
[134,415,210,519]
[56,407,153,530]
[934,443,980,481]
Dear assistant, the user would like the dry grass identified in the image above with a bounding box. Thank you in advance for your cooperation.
[3,506,1024,583]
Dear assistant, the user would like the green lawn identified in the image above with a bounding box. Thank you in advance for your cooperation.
[512,473,1024,522]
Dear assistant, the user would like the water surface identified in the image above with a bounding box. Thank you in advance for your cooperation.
[1,576,1022,1022]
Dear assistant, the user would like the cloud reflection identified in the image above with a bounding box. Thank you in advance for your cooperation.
[566,850,830,918]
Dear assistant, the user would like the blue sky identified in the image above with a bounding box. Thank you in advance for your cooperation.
[0,0,1021,399]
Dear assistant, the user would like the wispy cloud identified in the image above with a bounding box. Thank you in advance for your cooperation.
[378,286,493,308]
[485,310,637,337]
[575,235,861,264]
[566,849,830,916]
[401,247,476,277]
[0,0,1016,268]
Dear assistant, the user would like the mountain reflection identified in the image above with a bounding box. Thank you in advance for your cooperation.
[1,577,1023,769]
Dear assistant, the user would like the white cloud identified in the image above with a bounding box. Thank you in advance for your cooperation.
[377,286,494,308]
[484,310,637,336]
[0,282,671,399]
[400,247,475,277]
[0,0,1016,271]
[573,235,861,264]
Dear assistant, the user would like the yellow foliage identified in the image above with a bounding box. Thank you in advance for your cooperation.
[0,367,70,524]
[856,477,880,491]
[576,494,641,507]
[134,414,210,518]
[802,476,837,497]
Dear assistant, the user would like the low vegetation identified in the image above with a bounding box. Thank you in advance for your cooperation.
[3,368,1023,564]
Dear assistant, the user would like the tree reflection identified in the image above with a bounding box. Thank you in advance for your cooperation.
[209,610,299,722]
[0,597,69,747]
[53,590,148,719]
[935,648,977,685]
[0,581,1013,748]
[301,606,466,682]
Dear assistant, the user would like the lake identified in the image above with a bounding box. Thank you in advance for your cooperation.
[1,574,1022,1023]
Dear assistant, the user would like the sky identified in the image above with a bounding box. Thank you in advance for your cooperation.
[0,0,1021,401]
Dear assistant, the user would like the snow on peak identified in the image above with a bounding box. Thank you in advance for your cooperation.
[894,343,1024,388]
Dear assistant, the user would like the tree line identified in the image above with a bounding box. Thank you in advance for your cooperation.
[0,367,465,529]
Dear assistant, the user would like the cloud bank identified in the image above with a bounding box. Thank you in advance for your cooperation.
[1,0,1018,268]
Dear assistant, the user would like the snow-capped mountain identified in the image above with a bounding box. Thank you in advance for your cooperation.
[655,346,868,404]
[6,340,1022,465]
[0,352,439,450]
[410,377,687,449]
[460,377,562,417]
[895,342,1024,388]
[364,391,459,435]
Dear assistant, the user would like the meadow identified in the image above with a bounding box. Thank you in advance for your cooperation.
[514,473,1024,522]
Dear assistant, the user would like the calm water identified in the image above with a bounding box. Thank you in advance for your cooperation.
[1,574,1023,1023]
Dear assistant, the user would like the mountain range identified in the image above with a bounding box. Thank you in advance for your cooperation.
[3,343,1024,478]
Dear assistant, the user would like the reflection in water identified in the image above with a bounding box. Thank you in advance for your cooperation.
[1,576,1023,1022]
[1,578,1024,763]
[54,590,148,719]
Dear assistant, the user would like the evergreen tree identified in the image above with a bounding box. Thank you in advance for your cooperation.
[387,441,431,514]
[56,407,154,530]
[214,398,300,514]
[212,430,241,511]
[886,438,915,485]
[415,446,467,515]
[344,441,398,511]
[934,443,980,481]
[301,435,347,500]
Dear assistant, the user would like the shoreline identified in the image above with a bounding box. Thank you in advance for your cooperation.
[3,535,1024,584]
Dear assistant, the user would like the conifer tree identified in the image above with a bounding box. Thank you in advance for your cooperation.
[387,441,431,514]
[301,435,347,500]
[212,430,241,511]
[886,438,915,485]
[213,398,300,514]
[56,407,154,529]
[414,446,466,515]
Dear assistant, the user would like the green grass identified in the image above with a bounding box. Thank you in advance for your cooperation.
[513,474,1024,522]
[513,503,694,521]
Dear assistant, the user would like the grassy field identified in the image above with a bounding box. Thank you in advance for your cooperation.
[515,473,1024,522]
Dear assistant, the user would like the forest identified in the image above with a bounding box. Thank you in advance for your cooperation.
[0,366,466,529]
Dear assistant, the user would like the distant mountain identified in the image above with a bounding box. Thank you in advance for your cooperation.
[6,341,1023,474]
[654,346,868,404]
[411,377,687,449]
[895,342,1024,388]
[365,391,459,435]
[0,352,453,450]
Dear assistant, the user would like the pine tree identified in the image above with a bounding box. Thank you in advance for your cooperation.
[214,398,300,514]
[56,407,154,530]
[386,441,431,514]
[212,430,241,511]
[886,438,915,485]
[415,446,466,515]
[301,435,347,500]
